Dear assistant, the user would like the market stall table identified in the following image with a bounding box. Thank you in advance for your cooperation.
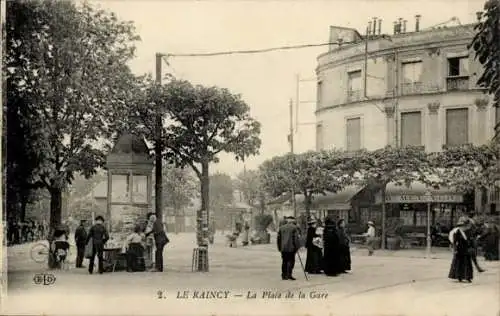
[103,247,127,272]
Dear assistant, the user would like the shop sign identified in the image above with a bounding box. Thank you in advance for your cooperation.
[384,194,463,203]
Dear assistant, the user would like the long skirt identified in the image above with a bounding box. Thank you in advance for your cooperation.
[338,244,351,272]
[305,247,323,274]
[448,252,473,281]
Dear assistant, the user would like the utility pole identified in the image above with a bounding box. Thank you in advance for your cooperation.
[155,53,163,220]
[288,99,297,218]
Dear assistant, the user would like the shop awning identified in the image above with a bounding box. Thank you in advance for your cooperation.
[277,185,365,210]
[376,181,464,204]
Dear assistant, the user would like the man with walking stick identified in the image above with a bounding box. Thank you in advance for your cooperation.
[277,216,302,281]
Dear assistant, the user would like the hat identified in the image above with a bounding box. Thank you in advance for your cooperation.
[457,216,469,226]
[367,221,374,226]
[95,215,105,222]
[286,216,296,220]
[308,219,317,224]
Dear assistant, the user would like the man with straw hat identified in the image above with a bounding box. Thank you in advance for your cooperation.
[363,221,376,256]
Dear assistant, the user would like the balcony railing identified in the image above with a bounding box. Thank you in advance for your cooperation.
[446,76,469,91]
[347,90,363,102]
[400,82,441,95]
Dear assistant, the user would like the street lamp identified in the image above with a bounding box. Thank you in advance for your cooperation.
[424,190,433,258]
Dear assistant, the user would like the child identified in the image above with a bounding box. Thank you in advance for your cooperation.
[124,225,145,272]
[52,229,70,269]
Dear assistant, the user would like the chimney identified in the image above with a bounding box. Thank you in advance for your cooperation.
[393,21,398,35]
[377,19,382,35]
[367,21,372,35]
[403,20,407,33]
[476,11,482,22]
[415,14,421,32]
[372,17,377,35]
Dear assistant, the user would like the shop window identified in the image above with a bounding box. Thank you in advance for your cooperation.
[400,210,414,226]
[415,211,428,227]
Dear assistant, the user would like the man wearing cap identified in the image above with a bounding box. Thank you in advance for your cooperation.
[74,220,88,268]
[86,216,109,274]
[363,221,376,256]
[277,216,301,280]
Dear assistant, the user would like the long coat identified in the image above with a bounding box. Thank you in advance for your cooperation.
[305,226,323,273]
[277,223,300,253]
[448,228,474,282]
[322,222,341,276]
[337,227,351,272]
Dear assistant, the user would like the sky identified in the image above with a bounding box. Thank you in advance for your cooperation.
[90,0,484,177]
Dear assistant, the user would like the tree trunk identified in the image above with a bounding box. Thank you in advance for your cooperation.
[381,186,387,250]
[198,160,210,247]
[48,187,63,269]
[49,187,63,230]
[20,199,27,223]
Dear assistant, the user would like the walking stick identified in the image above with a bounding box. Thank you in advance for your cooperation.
[296,251,309,281]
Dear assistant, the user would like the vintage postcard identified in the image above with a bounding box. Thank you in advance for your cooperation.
[2,0,499,315]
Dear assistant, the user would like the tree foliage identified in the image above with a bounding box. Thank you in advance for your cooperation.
[431,143,499,192]
[259,150,356,218]
[354,146,435,188]
[130,79,261,246]
[235,169,265,209]
[471,0,500,108]
[209,172,234,210]
[5,0,140,228]
[162,165,199,211]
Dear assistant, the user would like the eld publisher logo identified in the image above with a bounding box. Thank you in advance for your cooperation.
[33,273,56,286]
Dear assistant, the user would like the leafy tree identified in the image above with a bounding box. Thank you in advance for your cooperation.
[209,172,234,210]
[131,80,261,247]
[431,143,499,212]
[354,146,435,248]
[260,150,356,224]
[162,164,198,213]
[235,169,266,212]
[5,1,140,232]
[471,0,500,140]
[471,0,500,109]
[4,0,47,222]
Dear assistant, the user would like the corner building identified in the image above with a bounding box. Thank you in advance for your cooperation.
[314,22,498,229]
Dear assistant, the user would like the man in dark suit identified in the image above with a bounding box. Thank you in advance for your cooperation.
[277,216,301,280]
[86,216,109,274]
[74,220,88,268]
[146,213,169,272]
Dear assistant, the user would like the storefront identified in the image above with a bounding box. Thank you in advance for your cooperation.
[375,182,468,231]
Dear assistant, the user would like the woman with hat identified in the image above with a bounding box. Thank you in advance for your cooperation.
[304,218,323,274]
[322,215,342,276]
[448,216,474,283]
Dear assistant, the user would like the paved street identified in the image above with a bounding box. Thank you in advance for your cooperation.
[4,233,500,316]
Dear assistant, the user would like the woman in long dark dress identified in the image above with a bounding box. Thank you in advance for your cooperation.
[337,219,351,273]
[322,216,341,276]
[305,219,323,274]
[448,217,474,283]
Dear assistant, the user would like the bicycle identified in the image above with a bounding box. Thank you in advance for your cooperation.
[30,242,50,263]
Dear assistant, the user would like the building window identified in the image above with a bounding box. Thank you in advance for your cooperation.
[347,70,362,102]
[400,111,422,147]
[111,174,130,203]
[317,81,323,109]
[446,108,469,146]
[415,211,428,227]
[316,124,323,151]
[132,175,148,204]
[401,61,423,95]
[346,117,361,151]
[447,57,469,91]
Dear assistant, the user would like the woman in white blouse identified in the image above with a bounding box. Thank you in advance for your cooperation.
[124,225,145,272]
